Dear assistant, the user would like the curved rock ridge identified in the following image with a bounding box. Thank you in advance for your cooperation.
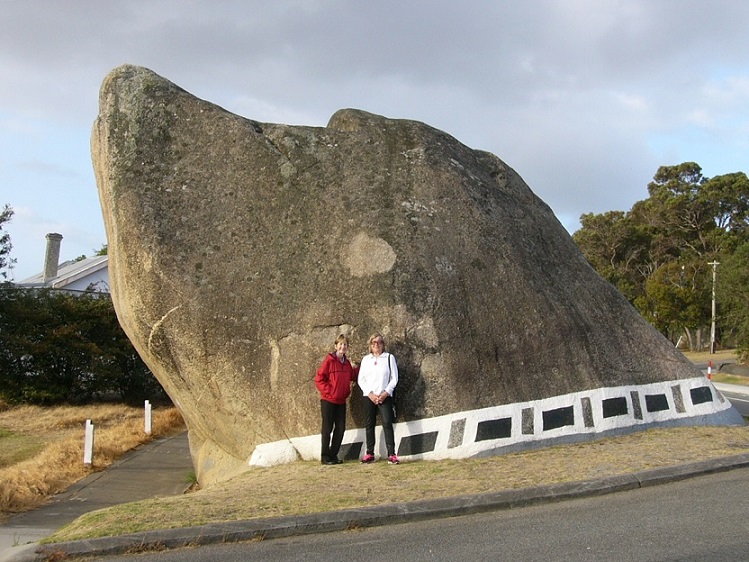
[91,65,743,484]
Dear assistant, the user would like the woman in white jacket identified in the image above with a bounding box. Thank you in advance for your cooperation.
[357,333,399,464]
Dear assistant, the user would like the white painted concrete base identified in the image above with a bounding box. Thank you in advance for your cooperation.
[249,377,743,467]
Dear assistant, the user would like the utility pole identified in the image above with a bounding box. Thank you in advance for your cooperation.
[708,261,720,354]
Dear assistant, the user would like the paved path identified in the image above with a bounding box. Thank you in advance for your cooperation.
[0,432,192,562]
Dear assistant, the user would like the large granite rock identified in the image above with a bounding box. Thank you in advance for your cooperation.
[92,65,742,485]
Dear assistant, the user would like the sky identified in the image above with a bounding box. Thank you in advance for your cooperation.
[1,1,748,281]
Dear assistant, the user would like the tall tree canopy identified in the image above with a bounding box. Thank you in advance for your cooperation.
[573,163,749,357]
[718,241,749,360]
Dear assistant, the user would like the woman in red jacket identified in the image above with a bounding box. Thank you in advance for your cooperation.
[315,334,359,465]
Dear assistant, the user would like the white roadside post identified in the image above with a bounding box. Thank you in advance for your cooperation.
[83,419,95,466]
[145,400,152,435]
[708,260,720,354]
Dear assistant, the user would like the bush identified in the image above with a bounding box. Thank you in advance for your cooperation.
[0,284,168,405]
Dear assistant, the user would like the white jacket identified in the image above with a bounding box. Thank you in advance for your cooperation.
[357,352,398,397]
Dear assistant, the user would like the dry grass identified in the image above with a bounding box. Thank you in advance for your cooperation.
[681,348,738,364]
[711,373,749,386]
[0,428,46,469]
[47,424,749,542]
[0,404,184,516]
[681,349,749,385]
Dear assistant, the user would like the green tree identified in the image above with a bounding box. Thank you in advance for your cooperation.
[574,163,749,351]
[701,172,749,234]
[0,204,14,278]
[718,242,749,361]
[642,163,749,259]
[642,163,716,259]
[0,285,167,405]
[634,261,710,348]
[572,210,650,302]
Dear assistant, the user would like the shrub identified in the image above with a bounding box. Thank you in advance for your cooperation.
[0,284,168,405]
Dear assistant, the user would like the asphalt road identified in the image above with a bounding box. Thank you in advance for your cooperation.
[693,355,749,415]
[99,467,749,562]
[718,385,749,417]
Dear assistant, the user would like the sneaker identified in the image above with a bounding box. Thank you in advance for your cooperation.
[360,453,375,464]
[387,455,400,465]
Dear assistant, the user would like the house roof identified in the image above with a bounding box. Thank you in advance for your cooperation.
[16,255,109,291]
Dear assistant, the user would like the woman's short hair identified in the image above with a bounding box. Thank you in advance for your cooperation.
[335,334,349,346]
[368,333,385,348]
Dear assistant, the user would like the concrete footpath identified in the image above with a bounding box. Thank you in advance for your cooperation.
[2,383,749,562]
[0,432,193,562]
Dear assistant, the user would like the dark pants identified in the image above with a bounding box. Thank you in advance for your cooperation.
[363,396,396,457]
[320,399,347,462]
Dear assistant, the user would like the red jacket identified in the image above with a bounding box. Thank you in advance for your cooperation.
[315,353,358,405]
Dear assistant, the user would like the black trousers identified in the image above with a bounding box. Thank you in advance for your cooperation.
[363,396,396,457]
[320,399,347,462]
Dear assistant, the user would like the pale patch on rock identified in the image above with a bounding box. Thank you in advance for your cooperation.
[417,352,450,418]
[421,353,447,385]
[190,430,251,485]
[269,339,281,393]
[409,316,439,348]
[435,256,456,276]
[366,304,414,341]
[344,232,397,277]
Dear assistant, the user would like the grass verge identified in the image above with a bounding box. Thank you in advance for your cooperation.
[6,350,748,544]
[682,349,749,385]
[681,348,738,364]
[0,428,46,469]
[0,404,185,517]
[45,424,749,543]
[711,373,749,386]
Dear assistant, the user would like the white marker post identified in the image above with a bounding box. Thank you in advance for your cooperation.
[145,400,152,435]
[83,419,95,466]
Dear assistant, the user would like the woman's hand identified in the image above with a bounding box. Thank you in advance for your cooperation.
[368,391,389,404]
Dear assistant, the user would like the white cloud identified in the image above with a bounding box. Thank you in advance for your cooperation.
[1,0,748,278]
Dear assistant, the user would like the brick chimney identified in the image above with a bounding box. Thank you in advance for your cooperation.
[43,233,63,282]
